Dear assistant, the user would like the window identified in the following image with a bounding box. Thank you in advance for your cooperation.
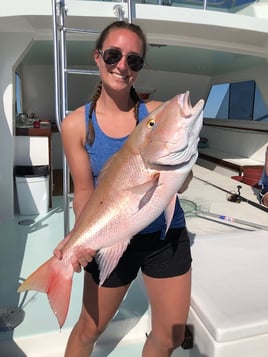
[204,80,268,122]
[15,72,23,114]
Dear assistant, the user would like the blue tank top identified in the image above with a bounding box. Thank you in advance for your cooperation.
[84,101,185,236]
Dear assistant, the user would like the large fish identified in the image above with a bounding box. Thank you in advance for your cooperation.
[18,91,204,327]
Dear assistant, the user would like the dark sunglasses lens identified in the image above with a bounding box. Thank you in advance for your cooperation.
[102,49,122,65]
[101,49,144,71]
[127,55,144,72]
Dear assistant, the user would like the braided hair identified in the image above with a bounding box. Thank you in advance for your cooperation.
[87,21,147,146]
[87,82,141,146]
[87,81,102,146]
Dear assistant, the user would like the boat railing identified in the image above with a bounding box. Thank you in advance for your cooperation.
[73,0,257,12]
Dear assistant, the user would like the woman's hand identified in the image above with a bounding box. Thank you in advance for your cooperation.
[53,232,96,273]
[53,232,72,260]
[71,250,96,272]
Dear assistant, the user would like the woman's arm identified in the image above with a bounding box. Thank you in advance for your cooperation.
[54,107,96,270]
[61,106,94,218]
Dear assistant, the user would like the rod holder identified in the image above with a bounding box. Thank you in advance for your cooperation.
[113,4,125,21]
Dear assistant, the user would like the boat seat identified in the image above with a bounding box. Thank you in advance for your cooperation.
[188,230,268,357]
[231,165,263,188]
[198,124,266,175]
[198,147,263,175]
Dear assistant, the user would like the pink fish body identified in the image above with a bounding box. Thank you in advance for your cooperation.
[18,91,204,327]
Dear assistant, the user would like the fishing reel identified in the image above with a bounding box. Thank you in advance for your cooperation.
[226,185,242,203]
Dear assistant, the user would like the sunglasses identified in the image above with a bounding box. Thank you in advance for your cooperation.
[98,48,144,72]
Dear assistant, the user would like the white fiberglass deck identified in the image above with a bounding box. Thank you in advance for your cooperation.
[0,164,268,356]
[182,165,268,357]
[0,197,151,357]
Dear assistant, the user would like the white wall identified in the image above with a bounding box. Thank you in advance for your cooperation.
[20,64,210,121]
[0,33,33,221]
[19,64,210,169]
[19,65,56,120]
[136,69,210,105]
[19,62,268,171]
[14,137,49,166]
[21,63,268,126]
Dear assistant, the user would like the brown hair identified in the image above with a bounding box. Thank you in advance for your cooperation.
[96,21,147,58]
[87,21,147,146]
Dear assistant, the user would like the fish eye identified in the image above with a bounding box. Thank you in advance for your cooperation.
[146,119,155,128]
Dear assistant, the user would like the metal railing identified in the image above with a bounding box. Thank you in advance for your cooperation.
[52,0,130,235]
[52,0,100,235]
[73,0,256,11]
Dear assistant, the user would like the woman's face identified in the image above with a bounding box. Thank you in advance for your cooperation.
[94,28,144,92]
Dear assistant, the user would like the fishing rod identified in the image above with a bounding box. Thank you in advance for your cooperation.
[181,198,268,230]
[194,176,268,213]
[194,210,268,231]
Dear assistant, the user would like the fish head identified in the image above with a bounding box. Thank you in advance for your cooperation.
[138,91,204,171]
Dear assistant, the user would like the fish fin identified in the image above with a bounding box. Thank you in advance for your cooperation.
[164,195,177,233]
[18,257,73,328]
[96,241,130,286]
[127,173,160,210]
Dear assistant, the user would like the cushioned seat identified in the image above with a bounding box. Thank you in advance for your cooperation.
[188,230,268,357]
[232,166,263,188]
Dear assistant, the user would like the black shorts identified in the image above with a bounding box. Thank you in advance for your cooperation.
[85,227,192,287]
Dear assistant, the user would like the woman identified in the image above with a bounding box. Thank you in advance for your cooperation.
[55,21,193,357]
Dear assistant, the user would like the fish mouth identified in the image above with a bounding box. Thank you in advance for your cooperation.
[143,132,200,170]
[146,152,197,171]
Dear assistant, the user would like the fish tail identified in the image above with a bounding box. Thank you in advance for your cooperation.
[18,256,73,328]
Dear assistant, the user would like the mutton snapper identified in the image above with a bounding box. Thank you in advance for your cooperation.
[18,91,204,328]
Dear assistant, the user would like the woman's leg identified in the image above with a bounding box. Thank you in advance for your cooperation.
[64,271,130,357]
[142,269,191,357]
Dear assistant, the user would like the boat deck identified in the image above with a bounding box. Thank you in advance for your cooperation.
[0,164,267,356]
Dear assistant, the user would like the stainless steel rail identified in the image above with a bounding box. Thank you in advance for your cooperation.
[52,0,130,235]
